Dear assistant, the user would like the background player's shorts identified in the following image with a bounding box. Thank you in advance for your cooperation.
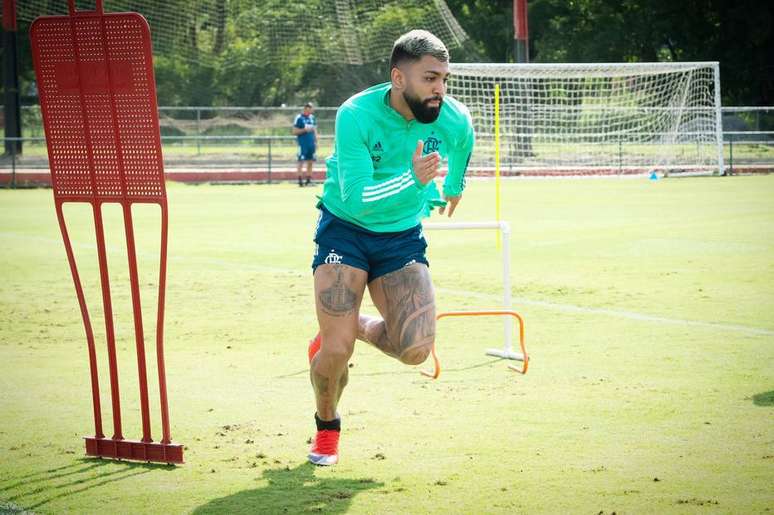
[311,205,429,283]
[298,143,316,161]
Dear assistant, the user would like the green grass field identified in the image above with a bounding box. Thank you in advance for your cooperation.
[1,176,773,514]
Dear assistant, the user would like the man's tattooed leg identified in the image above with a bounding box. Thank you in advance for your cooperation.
[318,265,357,317]
[312,264,365,420]
[359,264,436,364]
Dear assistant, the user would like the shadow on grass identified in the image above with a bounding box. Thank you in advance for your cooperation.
[0,461,107,494]
[1,457,174,511]
[752,390,774,406]
[1,463,82,482]
[193,462,383,514]
[357,357,504,377]
[276,358,505,381]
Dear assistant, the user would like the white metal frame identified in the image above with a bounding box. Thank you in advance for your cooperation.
[712,62,725,175]
[424,221,524,361]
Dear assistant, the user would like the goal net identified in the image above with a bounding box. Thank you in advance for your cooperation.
[16,0,468,66]
[448,62,724,176]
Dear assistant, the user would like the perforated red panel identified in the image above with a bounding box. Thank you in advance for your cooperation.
[31,9,166,203]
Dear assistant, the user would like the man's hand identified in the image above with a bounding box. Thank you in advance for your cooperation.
[439,194,461,217]
[305,125,316,133]
[412,140,440,185]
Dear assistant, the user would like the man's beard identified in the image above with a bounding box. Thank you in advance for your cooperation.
[403,88,443,123]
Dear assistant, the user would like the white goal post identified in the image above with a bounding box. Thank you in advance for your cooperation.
[448,62,724,176]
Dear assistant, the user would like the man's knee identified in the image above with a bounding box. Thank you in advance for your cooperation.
[392,308,435,365]
[319,335,355,363]
[398,338,434,365]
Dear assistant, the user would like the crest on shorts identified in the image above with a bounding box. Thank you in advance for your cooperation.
[324,249,343,264]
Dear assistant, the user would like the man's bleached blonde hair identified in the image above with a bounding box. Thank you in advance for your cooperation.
[390,30,449,69]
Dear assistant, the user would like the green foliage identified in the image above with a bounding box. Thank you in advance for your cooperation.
[158,125,187,137]
[201,123,252,137]
[446,0,513,61]
[5,1,771,108]
[524,0,773,105]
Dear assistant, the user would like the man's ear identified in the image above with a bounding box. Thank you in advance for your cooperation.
[391,66,405,90]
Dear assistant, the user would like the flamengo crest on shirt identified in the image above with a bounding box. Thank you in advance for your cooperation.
[423,136,441,154]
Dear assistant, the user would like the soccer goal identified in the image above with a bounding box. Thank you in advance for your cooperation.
[448,62,724,176]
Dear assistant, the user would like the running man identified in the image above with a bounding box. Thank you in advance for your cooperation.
[307,30,474,466]
[292,102,317,186]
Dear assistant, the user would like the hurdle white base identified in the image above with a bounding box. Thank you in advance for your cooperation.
[485,348,525,361]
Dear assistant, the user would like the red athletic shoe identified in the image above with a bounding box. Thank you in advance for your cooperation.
[308,333,321,364]
[308,429,340,466]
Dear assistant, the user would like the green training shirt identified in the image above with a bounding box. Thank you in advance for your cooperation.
[320,82,475,233]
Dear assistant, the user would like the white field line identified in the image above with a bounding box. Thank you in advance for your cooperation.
[4,231,773,337]
[437,287,774,337]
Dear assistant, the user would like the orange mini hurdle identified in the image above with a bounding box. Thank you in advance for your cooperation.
[421,222,529,379]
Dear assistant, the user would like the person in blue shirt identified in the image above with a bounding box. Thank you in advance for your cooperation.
[292,102,318,186]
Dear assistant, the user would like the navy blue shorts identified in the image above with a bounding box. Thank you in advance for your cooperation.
[298,143,316,161]
[312,206,429,283]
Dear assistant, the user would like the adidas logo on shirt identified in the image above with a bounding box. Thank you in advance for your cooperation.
[371,141,384,163]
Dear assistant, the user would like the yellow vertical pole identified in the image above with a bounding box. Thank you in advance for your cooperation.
[494,83,502,248]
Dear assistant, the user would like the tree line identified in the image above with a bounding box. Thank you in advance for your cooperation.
[3,0,772,108]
